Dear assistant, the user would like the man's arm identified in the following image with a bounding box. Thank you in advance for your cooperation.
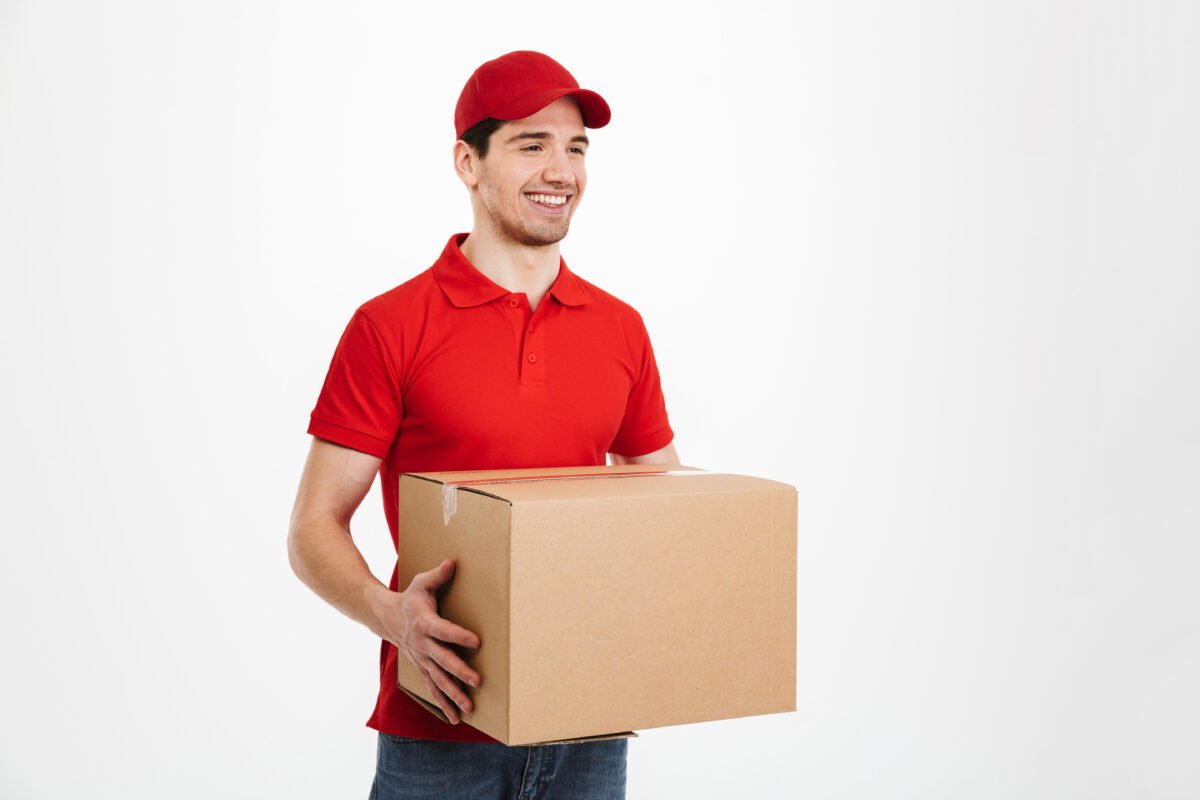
[288,437,481,724]
[609,441,680,465]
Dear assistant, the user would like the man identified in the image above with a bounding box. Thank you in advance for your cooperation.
[288,51,678,799]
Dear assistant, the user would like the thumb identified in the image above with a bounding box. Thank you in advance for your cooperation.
[413,558,456,591]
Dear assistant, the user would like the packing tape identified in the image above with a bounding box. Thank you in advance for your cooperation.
[439,469,724,525]
[442,482,457,526]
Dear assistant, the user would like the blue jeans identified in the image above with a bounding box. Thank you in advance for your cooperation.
[369,733,628,800]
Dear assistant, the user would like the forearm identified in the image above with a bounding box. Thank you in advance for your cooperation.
[289,516,482,722]
[287,518,391,639]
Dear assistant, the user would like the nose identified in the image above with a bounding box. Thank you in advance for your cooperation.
[542,147,574,187]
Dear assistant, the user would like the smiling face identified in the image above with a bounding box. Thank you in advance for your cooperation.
[457,96,589,248]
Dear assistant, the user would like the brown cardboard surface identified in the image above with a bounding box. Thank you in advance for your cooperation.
[395,464,797,746]
[397,686,638,746]
[396,477,512,740]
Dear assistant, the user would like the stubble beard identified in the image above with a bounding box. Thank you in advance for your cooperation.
[480,186,573,248]
[494,213,571,248]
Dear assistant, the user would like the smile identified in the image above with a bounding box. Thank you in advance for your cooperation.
[525,193,569,207]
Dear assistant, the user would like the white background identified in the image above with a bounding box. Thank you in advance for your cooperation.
[2,1,1198,798]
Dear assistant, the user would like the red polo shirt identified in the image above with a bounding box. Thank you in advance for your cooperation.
[307,233,674,742]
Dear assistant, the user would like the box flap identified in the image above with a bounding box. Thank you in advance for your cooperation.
[403,464,701,485]
[403,465,794,508]
[490,471,792,505]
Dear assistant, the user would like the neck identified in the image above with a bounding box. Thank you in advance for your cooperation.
[459,222,562,311]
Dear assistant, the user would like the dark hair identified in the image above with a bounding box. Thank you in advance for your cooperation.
[460,117,505,159]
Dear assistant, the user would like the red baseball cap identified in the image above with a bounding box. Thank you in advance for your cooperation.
[454,50,611,139]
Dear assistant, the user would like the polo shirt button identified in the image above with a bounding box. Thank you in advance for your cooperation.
[507,298,519,308]
[527,353,537,363]
[527,327,534,334]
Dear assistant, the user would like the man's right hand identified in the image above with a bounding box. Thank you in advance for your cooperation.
[368,558,482,725]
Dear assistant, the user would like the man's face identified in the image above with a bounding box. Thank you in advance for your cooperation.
[471,96,589,248]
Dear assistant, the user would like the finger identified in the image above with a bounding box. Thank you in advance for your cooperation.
[422,656,474,716]
[410,558,455,592]
[419,666,460,725]
[429,618,481,650]
[428,641,481,689]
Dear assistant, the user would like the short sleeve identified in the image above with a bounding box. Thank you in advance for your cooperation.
[307,308,404,459]
[609,318,674,457]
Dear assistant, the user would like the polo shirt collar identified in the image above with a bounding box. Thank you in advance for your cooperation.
[433,233,592,308]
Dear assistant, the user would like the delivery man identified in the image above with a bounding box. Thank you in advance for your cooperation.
[288,51,678,799]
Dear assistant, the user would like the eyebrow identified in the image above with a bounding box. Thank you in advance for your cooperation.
[504,131,590,146]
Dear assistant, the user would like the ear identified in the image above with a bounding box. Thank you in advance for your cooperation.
[453,140,480,189]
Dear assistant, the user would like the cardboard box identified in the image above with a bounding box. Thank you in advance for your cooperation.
[395,464,797,746]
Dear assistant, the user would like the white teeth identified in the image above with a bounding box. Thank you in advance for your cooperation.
[527,193,566,206]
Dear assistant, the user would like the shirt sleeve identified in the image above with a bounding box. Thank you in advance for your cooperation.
[608,317,674,457]
[307,308,404,459]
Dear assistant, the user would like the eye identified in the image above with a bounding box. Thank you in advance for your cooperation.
[569,146,586,155]
[521,144,543,153]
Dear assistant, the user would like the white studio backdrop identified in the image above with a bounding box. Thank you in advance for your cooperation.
[1,1,1197,798]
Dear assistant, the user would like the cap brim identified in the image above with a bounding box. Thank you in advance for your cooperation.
[490,87,611,129]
